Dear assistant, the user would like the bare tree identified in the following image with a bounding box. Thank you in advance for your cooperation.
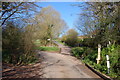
[1,2,41,26]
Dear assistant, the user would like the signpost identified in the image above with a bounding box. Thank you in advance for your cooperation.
[106,55,110,74]
[47,39,50,41]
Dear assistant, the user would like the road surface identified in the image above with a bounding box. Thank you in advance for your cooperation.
[39,41,102,78]
[53,41,71,55]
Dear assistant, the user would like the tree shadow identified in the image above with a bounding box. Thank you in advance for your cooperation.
[2,62,44,78]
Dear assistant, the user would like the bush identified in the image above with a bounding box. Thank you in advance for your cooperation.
[18,53,38,65]
[71,47,84,58]
[100,44,120,78]
[83,44,120,79]
[62,29,78,47]
[80,38,97,48]
[3,51,38,65]
[2,22,37,65]
[83,48,97,63]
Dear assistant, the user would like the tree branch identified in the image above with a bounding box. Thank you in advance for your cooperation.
[2,2,24,17]
[1,9,18,26]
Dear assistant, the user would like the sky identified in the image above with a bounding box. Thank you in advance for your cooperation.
[36,2,85,35]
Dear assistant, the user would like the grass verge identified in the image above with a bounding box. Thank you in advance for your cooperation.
[36,46,60,52]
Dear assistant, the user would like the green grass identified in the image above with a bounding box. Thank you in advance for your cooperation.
[55,40,66,45]
[36,46,60,51]
[34,39,41,45]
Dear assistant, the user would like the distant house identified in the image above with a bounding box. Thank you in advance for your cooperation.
[78,30,98,39]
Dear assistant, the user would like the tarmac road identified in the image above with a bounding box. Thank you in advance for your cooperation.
[39,51,102,79]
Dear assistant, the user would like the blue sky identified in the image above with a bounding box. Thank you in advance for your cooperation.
[36,2,85,34]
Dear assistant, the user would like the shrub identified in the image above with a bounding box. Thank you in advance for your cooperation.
[18,52,38,65]
[62,29,78,47]
[82,47,95,57]
[3,51,38,65]
[83,44,120,79]
[84,48,97,64]
[71,47,84,58]
[100,44,120,78]
[2,22,37,65]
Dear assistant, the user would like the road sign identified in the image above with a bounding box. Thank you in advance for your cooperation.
[47,39,50,41]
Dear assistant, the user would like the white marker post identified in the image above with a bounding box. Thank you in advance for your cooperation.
[96,44,101,64]
[106,55,110,74]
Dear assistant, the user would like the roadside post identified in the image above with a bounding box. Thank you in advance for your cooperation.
[96,44,101,64]
[59,48,61,53]
[106,55,110,74]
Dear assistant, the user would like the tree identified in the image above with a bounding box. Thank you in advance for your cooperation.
[64,29,78,47]
[33,6,67,46]
[2,2,41,64]
[1,2,41,26]
[2,22,36,64]
[75,8,97,36]
[74,2,120,78]
[75,2,120,46]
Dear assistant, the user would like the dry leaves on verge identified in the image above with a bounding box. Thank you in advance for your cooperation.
[2,61,44,79]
